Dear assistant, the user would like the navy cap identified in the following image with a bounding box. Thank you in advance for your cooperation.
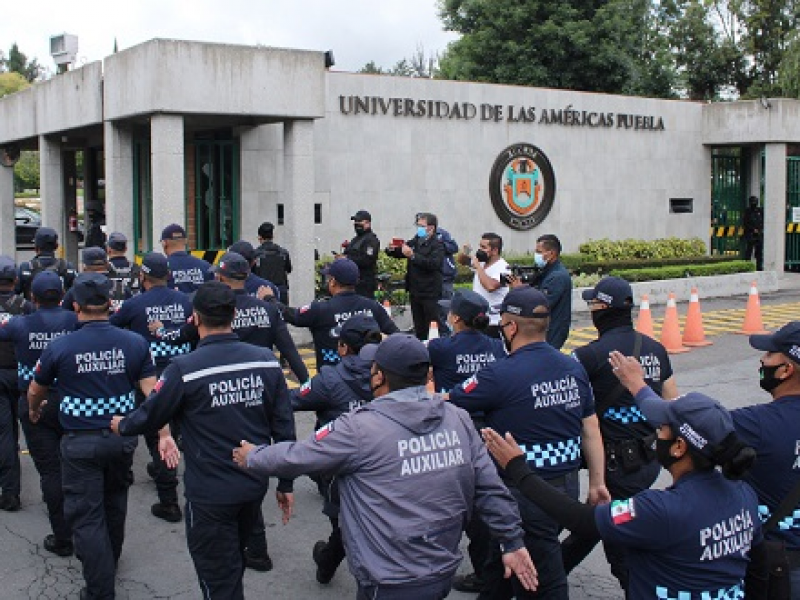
[211,252,250,280]
[0,255,16,281]
[107,232,127,251]
[82,246,108,267]
[750,321,800,363]
[499,287,550,318]
[193,281,236,319]
[582,276,633,309]
[141,252,169,279]
[439,290,489,325]
[31,271,63,300]
[34,227,58,249]
[351,210,372,222]
[359,333,430,378]
[72,272,111,306]
[229,240,255,262]
[334,314,381,350]
[160,224,186,241]
[323,259,359,286]
[635,391,736,458]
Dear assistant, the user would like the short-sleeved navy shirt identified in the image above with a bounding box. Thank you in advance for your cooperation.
[34,321,156,430]
[595,470,761,599]
[449,341,595,478]
[427,329,504,393]
[167,251,213,293]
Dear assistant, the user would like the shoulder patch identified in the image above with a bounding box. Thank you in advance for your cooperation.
[462,375,478,393]
[299,305,311,314]
[314,421,334,441]
[153,377,166,394]
[299,381,312,396]
[366,247,375,256]
[610,499,636,525]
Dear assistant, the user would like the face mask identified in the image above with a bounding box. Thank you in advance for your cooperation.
[354,225,365,235]
[475,249,489,263]
[534,252,547,268]
[416,226,427,238]
[759,364,787,392]
[655,438,680,470]
[499,324,514,354]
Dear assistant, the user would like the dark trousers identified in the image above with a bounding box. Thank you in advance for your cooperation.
[356,576,453,600]
[0,368,20,496]
[136,388,178,504]
[316,516,347,574]
[437,281,455,337]
[744,235,764,271]
[18,393,70,541]
[561,459,660,593]
[61,430,137,600]
[479,471,579,600]
[464,513,493,580]
[246,502,269,556]
[186,499,261,600]
[410,296,440,340]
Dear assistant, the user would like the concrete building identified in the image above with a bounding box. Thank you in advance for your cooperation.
[0,38,798,304]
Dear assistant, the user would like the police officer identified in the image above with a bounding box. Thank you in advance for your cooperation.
[483,382,762,600]
[561,276,677,592]
[0,271,77,551]
[531,234,571,349]
[17,227,77,300]
[110,252,193,523]
[0,256,33,511]
[435,225,459,336]
[253,222,292,304]
[160,224,213,293]
[281,258,398,371]
[228,239,280,299]
[343,209,380,299]
[233,333,538,599]
[106,232,141,300]
[448,286,608,599]
[111,281,296,600]
[743,195,764,270]
[292,314,382,584]
[62,247,130,312]
[28,272,157,600]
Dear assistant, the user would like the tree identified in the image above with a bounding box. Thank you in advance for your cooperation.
[6,43,42,82]
[358,61,385,74]
[14,151,39,193]
[0,71,29,97]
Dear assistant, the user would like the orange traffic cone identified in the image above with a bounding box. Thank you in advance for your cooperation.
[382,299,392,317]
[682,287,713,347]
[738,281,770,335]
[660,293,690,354]
[428,321,439,341]
[636,294,655,338]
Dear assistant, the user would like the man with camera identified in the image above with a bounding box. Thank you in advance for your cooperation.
[463,233,509,339]
[531,234,571,349]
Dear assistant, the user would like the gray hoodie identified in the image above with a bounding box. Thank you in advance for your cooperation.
[247,385,524,587]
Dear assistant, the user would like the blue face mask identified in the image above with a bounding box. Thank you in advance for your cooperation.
[534,252,547,268]
[416,226,427,238]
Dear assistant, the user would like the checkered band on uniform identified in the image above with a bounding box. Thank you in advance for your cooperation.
[603,406,647,424]
[18,364,36,382]
[759,504,800,531]
[518,436,582,468]
[321,349,341,364]
[655,583,743,600]
[60,392,136,417]
[150,341,191,358]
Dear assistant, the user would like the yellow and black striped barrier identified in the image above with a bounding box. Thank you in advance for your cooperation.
[134,250,226,265]
[787,223,800,234]
[710,226,744,238]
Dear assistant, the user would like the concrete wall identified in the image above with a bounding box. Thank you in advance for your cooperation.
[703,99,800,145]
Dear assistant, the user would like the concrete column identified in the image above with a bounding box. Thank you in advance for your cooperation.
[104,121,135,248]
[150,114,185,244]
[0,164,14,257]
[283,120,315,305]
[763,143,787,273]
[39,135,67,252]
[239,123,284,240]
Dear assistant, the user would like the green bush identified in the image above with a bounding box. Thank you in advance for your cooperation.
[610,260,755,282]
[579,237,707,261]
[579,255,736,275]
[14,191,39,199]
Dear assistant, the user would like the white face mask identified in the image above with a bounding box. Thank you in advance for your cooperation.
[534,252,547,268]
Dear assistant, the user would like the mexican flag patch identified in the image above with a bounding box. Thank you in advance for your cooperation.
[299,381,312,396]
[610,499,636,525]
[315,421,334,441]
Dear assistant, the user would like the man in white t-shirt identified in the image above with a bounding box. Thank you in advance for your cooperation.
[468,233,509,339]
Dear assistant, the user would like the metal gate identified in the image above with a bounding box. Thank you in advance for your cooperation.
[786,157,800,269]
[194,139,239,250]
[711,149,748,255]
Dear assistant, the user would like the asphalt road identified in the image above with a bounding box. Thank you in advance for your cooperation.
[0,287,794,599]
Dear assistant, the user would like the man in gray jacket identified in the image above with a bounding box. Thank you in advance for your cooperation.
[234,333,537,599]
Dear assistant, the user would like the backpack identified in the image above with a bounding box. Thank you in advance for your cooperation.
[253,247,289,287]
[108,263,141,311]
[25,257,70,300]
[0,294,27,319]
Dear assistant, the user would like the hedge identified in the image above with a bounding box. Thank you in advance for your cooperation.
[579,237,707,261]
[576,255,737,275]
[610,260,755,282]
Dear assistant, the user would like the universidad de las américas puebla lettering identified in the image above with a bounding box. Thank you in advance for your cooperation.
[209,373,265,408]
[398,429,466,477]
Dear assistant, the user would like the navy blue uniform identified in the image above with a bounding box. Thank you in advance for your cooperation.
[284,291,398,370]
[427,329,504,393]
[533,262,572,349]
[244,273,279,300]
[0,306,77,541]
[17,253,77,299]
[34,321,155,599]
[117,333,295,599]
[166,251,213,293]
[450,341,595,599]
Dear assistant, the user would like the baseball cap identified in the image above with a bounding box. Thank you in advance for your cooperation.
[141,252,169,279]
[34,227,58,249]
[750,321,800,363]
[498,287,550,318]
[581,276,633,309]
[0,256,16,281]
[107,232,127,251]
[229,240,255,262]
[439,290,489,324]
[359,333,430,378]
[82,246,108,267]
[351,210,372,222]
[160,224,186,241]
[334,314,381,350]
[193,281,236,319]
[31,271,63,300]
[635,391,736,458]
[323,259,359,286]
[211,251,250,280]
[71,272,111,306]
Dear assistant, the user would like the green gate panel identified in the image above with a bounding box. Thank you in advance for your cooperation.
[786,158,800,268]
[711,150,748,256]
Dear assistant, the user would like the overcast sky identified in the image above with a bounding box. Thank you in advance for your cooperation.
[2,0,459,75]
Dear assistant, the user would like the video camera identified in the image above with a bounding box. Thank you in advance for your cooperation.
[499,265,540,286]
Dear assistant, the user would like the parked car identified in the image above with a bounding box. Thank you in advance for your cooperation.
[15,207,84,248]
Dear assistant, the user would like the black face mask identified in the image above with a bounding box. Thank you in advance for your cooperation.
[354,225,366,235]
[656,438,680,470]
[499,325,514,354]
[759,364,788,392]
[475,249,489,263]
[590,307,633,335]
